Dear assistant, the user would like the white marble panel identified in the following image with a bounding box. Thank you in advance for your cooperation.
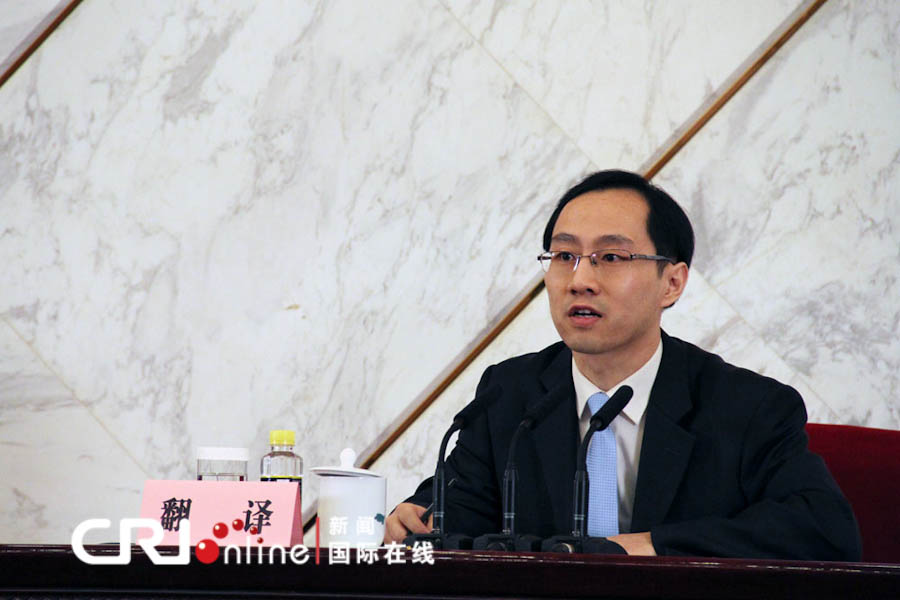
[660,270,835,423]
[0,320,147,543]
[442,0,803,168]
[0,0,593,534]
[787,373,840,426]
[654,0,900,428]
[0,0,61,71]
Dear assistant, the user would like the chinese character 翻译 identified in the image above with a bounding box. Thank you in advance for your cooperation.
[356,516,375,536]
[411,541,434,565]
[356,544,379,565]
[160,498,192,532]
[329,516,348,536]
[385,541,406,565]
[243,499,273,532]
[329,542,350,565]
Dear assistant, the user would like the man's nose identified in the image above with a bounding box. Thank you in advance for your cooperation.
[568,256,599,293]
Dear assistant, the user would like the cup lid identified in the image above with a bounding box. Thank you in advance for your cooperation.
[197,446,249,461]
[311,448,381,478]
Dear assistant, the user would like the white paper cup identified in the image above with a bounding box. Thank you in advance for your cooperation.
[317,475,386,547]
[312,448,386,547]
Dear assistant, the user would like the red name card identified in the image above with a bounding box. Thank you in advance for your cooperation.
[139,480,302,547]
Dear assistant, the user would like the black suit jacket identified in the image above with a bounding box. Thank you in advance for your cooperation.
[407,332,861,560]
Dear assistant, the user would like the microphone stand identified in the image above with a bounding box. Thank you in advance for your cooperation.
[541,386,633,554]
[473,388,567,552]
[472,421,541,551]
[404,387,500,550]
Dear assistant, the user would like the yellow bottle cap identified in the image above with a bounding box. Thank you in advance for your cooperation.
[269,430,295,446]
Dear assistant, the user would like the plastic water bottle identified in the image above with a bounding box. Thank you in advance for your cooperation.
[260,430,303,489]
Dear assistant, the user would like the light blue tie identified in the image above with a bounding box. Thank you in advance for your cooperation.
[586,391,618,537]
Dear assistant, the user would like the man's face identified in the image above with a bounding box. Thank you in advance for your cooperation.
[545,188,678,361]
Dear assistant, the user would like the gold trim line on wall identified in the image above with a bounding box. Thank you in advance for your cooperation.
[0,0,84,90]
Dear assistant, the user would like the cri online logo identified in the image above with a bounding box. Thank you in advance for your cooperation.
[71,518,226,565]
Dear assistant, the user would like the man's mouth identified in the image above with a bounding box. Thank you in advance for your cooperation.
[568,306,602,319]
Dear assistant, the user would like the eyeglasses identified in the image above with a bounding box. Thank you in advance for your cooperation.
[537,249,675,273]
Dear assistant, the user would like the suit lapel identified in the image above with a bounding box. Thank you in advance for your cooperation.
[527,345,578,534]
[631,332,696,532]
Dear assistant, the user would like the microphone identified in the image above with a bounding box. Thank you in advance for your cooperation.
[404,385,501,550]
[542,385,633,554]
[572,386,632,538]
[474,386,568,552]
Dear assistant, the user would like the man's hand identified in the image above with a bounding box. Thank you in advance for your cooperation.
[608,532,657,556]
[384,502,433,544]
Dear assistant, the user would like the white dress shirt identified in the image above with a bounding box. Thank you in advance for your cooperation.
[572,340,663,534]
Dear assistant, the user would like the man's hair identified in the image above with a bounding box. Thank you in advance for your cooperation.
[542,169,695,269]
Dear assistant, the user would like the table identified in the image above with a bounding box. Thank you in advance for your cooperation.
[2,544,898,599]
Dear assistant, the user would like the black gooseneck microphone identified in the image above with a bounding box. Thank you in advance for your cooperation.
[542,385,633,554]
[473,386,568,551]
[572,385,633,537]
[404,385,501,550]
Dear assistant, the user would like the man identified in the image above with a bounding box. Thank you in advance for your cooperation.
[385,170,861,559]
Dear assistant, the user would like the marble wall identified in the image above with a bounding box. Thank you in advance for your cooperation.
[0,0,62,71]
[2,0,897,544]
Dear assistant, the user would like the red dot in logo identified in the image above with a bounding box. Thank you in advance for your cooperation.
[257,537,264,544]
[212,522,228,539]
[232,519,244,531]
[249,526,258,535]
[195,539,220,564]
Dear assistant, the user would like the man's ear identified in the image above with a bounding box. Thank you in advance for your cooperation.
[661,262,689,309]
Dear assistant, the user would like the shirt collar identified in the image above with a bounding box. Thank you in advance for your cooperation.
[571,339,663,425]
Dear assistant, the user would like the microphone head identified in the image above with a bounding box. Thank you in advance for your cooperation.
[589,385,633,431]
[522,383,568,429]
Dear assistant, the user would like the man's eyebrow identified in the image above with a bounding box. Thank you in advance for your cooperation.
[549,233,635,246]
[550,233,578,244]
[594,234,634,247]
